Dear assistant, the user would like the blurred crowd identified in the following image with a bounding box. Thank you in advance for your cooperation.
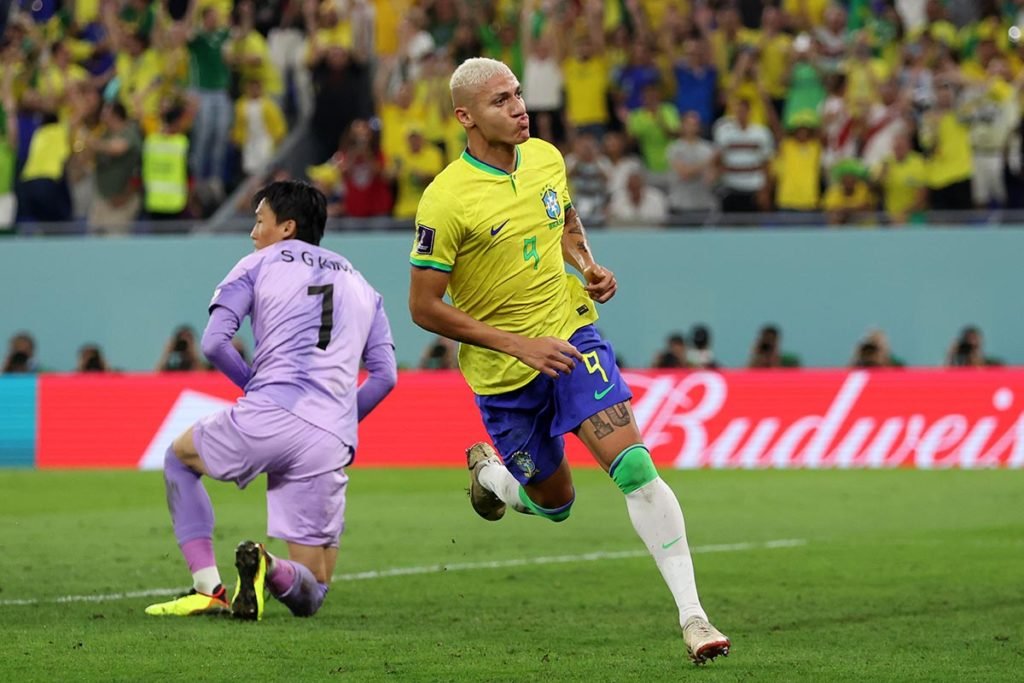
[6,0,1024,233]
[1,324,1002,373]
[1,0,297,233]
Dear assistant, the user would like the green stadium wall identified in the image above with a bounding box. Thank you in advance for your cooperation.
[1,228,1021,371]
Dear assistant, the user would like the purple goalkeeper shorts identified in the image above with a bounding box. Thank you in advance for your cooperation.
[475,325,633,486]
[192,392,351,547]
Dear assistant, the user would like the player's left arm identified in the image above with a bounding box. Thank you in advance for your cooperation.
[562,206,617,303]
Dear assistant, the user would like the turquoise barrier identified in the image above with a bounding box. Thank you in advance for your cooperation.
[1,228,1021,371]
[0,376,35,466]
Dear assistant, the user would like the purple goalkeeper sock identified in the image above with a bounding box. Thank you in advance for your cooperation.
[267,556,297,596]
[164,446,215,550]
[272,559,329,617]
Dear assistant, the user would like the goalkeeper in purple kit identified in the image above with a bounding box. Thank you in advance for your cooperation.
[146,180,396,620]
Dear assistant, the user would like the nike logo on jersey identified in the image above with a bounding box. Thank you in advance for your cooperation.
[490,219,510,236]
[661,535,684,550]
[594,384,616,400]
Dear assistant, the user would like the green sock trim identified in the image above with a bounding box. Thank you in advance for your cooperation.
[609,445,658,495]
[518,487,573,522]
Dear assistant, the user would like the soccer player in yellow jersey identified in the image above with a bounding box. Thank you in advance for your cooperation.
[408,58,730,665]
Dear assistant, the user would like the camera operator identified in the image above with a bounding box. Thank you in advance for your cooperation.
[157,325,202,371]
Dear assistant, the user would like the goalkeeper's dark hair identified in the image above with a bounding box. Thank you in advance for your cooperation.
[252,180,328,246]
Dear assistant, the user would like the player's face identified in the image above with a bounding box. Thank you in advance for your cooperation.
[251,199,295,250]
[470,74,530,146]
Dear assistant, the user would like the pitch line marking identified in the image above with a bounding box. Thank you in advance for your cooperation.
[0,538,806,608]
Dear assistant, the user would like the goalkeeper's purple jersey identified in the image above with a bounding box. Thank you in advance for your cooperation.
[209,241,391,448]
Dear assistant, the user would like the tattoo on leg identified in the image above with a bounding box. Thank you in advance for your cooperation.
[588,412,614,439]
[606,404,631,427]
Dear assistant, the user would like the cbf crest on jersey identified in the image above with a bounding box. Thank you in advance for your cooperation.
[541,188,560,220]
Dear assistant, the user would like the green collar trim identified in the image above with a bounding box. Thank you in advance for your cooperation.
[461,146,521,176]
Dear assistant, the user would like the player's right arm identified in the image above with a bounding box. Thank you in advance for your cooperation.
[409,267,582,377]
[201,253,259,389]
[408,188,582,377]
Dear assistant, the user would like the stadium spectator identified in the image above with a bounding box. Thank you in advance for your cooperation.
[919,78,974,211]
[771,111,823,212]
[66,83,104,223]
[157,325,202,371]
[757,6,792,119]
[874,131,928,225]
[603,131,645,197]
[608,168,668,226]
[860,78,912,172]
[564,132,612,226]
[687,324,718,369]
[227,1,283,103]
[785,0,830,30]
[560,0,609,138]
[724,46,770,129]
[670,38,717,132]
[391,5,436,83]
[266,0,312,120]
[142,106,190,221]
[185,0,232,197]
[3,332,38,373]
[652,332,688,369]
[813,4,848,73]
[749,324,780,368]
[783,33,827,131]
[332,119,392,218]
[389,124,444,221]
[86,102,142,235]
[945,325,995,367]
[627,84,680,182]
[823,159,874,225]
[851,329,903,368]
[520,0,564,145]
[231,78,287,179]
[617,41,661,113]
[708,4,757,80]
[0,62,16,232]
[419,336,458,370]
[76,344,109,372]
[713,98,774,214]
[666,111,716,216]
[16,113,71,223]
[308,13,372,163]
[963,58,1017,208]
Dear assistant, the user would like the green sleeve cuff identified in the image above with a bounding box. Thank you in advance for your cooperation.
[410,257,453,272]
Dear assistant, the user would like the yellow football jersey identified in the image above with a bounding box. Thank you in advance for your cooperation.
[410,138,599,395]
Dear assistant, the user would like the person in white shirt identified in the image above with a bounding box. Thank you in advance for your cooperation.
[608,169,669,226]
[712,99,774,213]
[521,1,565,144]
[603,131,645,197]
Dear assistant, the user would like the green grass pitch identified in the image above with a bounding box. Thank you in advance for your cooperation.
[1,468,1021,681]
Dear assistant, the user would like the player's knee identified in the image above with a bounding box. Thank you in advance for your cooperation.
[518,487,574,523]
[609,445,659,495]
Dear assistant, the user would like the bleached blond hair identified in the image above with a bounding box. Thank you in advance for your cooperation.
[449,57,516,107]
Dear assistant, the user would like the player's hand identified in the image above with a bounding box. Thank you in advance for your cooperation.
[515,336,584,378]
[583,264,617,303]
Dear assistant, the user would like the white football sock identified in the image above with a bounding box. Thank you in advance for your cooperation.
[478,461,530,513]
[192,566,222,595]
[625,477,707,626]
